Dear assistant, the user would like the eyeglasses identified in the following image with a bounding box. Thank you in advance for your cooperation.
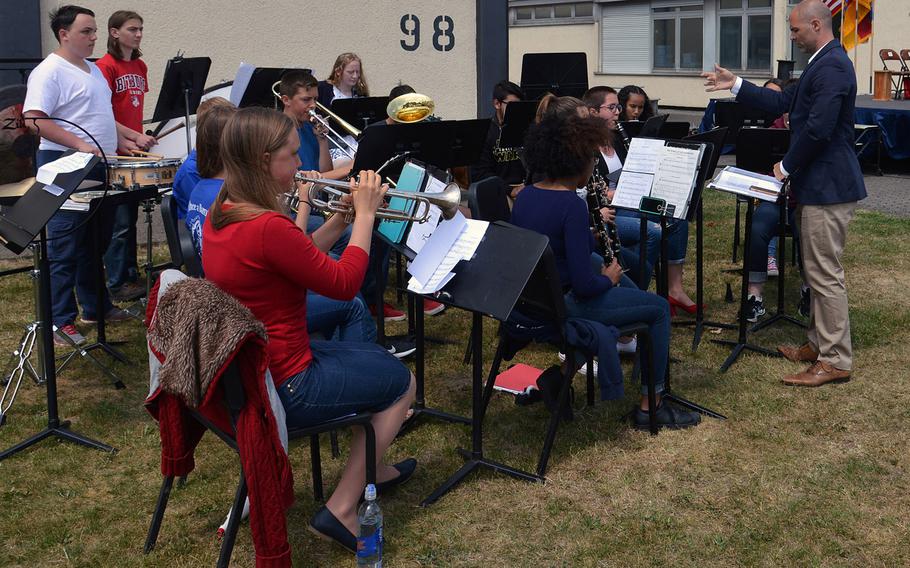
[596,103,622,113]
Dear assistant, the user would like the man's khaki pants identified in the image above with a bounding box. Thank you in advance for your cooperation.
[796,202,857,371]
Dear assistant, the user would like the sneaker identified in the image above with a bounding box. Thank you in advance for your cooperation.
[767,256,779,277]
[370,302,406,323]
[423,299,445,316]
[386,337,416,359]
[110,281,146,302]
[79,307,132,325]
[557,352,598,375]
[53,324,85,347]
[797,287,810,318]
[633,400,701,431]
[617,337,638,355]
[742,295,766,323]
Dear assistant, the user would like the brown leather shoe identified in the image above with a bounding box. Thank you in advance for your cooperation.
[782,361,850,387]
[777,342,818,363]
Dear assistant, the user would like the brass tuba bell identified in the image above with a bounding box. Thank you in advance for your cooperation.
[386,93,435,123]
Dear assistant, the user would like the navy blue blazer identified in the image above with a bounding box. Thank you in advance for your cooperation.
[735,40,866,205]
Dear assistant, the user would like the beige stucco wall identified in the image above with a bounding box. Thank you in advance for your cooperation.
[38,1,477,120]
[509,1,907,108]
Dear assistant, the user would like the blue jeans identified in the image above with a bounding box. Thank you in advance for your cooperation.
[306,291,376,343]
[38,150,114,326]
[564,286,670,395]
[360,238,392,310]
[104,202,139,289]
[748,202,798,283]
[276,340,410,428]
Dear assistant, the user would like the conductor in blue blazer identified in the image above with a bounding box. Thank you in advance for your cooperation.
[702,0,865,387]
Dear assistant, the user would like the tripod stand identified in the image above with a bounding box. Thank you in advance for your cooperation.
[0,228,116,460]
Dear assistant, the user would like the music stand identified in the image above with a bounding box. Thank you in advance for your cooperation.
[150,56,211,153]
[450,119,490,168]
[713,100,777,146]
[619,120,644,138]
[421,222,550,506]
[498,101,537,149]
[674,127,737,349]
[330,97,389,131]
[354,121,454,175]
[0,154,116,460]
[239,67,309,109]
[520,52,588,100]
[639,114,669,137]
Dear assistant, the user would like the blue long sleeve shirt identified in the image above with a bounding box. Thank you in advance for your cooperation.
[510,185,613,299]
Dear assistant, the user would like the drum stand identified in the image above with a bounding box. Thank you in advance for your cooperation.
[123,193,161,320]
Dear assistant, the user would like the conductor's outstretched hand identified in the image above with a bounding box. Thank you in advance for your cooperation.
[701,64,737,92]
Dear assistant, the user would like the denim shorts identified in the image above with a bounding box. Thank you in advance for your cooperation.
[277,340,411,429]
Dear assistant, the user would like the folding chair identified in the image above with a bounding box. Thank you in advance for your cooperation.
[466,176,512,223]
[879,49,909,99]
[144,359,377,567]
[159,194,203,277]
[482,246,658,479]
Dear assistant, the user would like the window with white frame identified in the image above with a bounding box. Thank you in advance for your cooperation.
[511,2,594,26]
[718,0,773,72]
[652,4,704,71]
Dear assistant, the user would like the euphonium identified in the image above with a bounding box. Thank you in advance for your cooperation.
[386,93,435,123]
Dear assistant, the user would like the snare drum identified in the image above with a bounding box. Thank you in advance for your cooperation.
[108,158,181,190]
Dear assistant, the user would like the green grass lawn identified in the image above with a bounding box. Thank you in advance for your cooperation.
[1,190,909,567]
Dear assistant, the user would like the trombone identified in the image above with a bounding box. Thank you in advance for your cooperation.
[270,80,361,160]
[293,173,461,224]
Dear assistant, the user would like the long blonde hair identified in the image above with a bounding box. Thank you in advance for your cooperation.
[326,52,369,96]
[209,107,295,230]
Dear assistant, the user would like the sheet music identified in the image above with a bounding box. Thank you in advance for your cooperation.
[708,166,782,202]
[404,176,446,254]
[611,172,653,210]
[650,145,701,218]
[229,62,255,107]
[407,212,488,294]
[35,152,93,186]
[622,138,664,174]
[149,125,194,159]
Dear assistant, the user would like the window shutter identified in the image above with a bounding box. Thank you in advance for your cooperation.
[600,2,651,73]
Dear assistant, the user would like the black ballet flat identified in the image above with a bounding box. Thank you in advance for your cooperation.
[308,505,356,553]
[376,458,417,493]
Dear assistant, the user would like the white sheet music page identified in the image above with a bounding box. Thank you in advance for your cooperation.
[404,177,446,254]
[611,172,653,210]
[229,62,256,107]
[36,152,93,186]
[622,138,664,174]
[708,166,782,202]
[650,145,701,219]
[407,212,489,294]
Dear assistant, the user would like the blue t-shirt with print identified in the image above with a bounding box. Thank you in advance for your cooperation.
[296,122,320,171]
[185,177,224,257]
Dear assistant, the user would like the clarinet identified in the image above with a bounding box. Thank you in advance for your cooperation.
[615,121,632,152]
[585,169,622,267]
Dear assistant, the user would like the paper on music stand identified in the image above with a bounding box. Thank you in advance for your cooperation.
[611,171,653,210]
[707,166,782,202]
[36,152,94,186]
[622,138,664,173]
[404,176,446,255]
[149,125,195,159]
[650,145,701,218]
[229,62,256,107]
[407,211,488,294]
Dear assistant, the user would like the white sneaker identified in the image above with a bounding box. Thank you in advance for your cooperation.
[557,352,599,375]
[617,337,638,354]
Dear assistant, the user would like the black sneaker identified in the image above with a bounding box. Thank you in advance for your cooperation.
[634,401,701,431]
[797,287,810,318]
[386,337,416,359]
[741,295,766,323]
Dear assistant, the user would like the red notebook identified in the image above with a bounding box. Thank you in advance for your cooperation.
[494,363,543,394]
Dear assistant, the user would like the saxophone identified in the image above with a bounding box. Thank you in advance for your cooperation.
[585,168,622,267]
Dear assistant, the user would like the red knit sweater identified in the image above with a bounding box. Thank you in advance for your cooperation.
[202,209,369,383]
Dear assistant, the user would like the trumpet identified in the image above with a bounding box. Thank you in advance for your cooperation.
[293,173,461,223]
[270,80,361,160]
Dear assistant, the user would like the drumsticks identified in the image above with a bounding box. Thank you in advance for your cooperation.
[128,150,165,160]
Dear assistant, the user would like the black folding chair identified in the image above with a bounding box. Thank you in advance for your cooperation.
[159,194,203,277]
[144,359,377,567]
[482,246,658,479]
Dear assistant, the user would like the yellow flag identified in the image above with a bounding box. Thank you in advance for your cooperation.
[842,0,873,51]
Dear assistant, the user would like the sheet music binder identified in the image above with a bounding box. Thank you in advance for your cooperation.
[612,138,707,221]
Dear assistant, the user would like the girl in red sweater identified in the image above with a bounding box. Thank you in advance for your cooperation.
[202,107,415,553]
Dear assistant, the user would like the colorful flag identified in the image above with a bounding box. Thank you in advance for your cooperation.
[842,0,874,51]
[824,0,843,16]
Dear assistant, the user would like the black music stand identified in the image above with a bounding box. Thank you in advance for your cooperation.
[713,100,777,146]
[675,127,737,349]
[240,67,310,109]
[497,101,537,149]
[520,52,588,100]
[619,120,644,138]
[0,155,116,460]
[150,56,211,153]
[421,222,550,506]
[330,97,389,131]
[450,119,490,168]
[639,114,669,137]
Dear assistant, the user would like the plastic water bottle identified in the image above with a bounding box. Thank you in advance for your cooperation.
[356,484,383,567]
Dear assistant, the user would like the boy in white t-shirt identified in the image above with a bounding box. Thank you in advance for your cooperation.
[22,5,152,345]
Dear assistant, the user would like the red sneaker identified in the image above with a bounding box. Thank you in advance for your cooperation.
[369,302,406,322]
[423,299,445,316]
